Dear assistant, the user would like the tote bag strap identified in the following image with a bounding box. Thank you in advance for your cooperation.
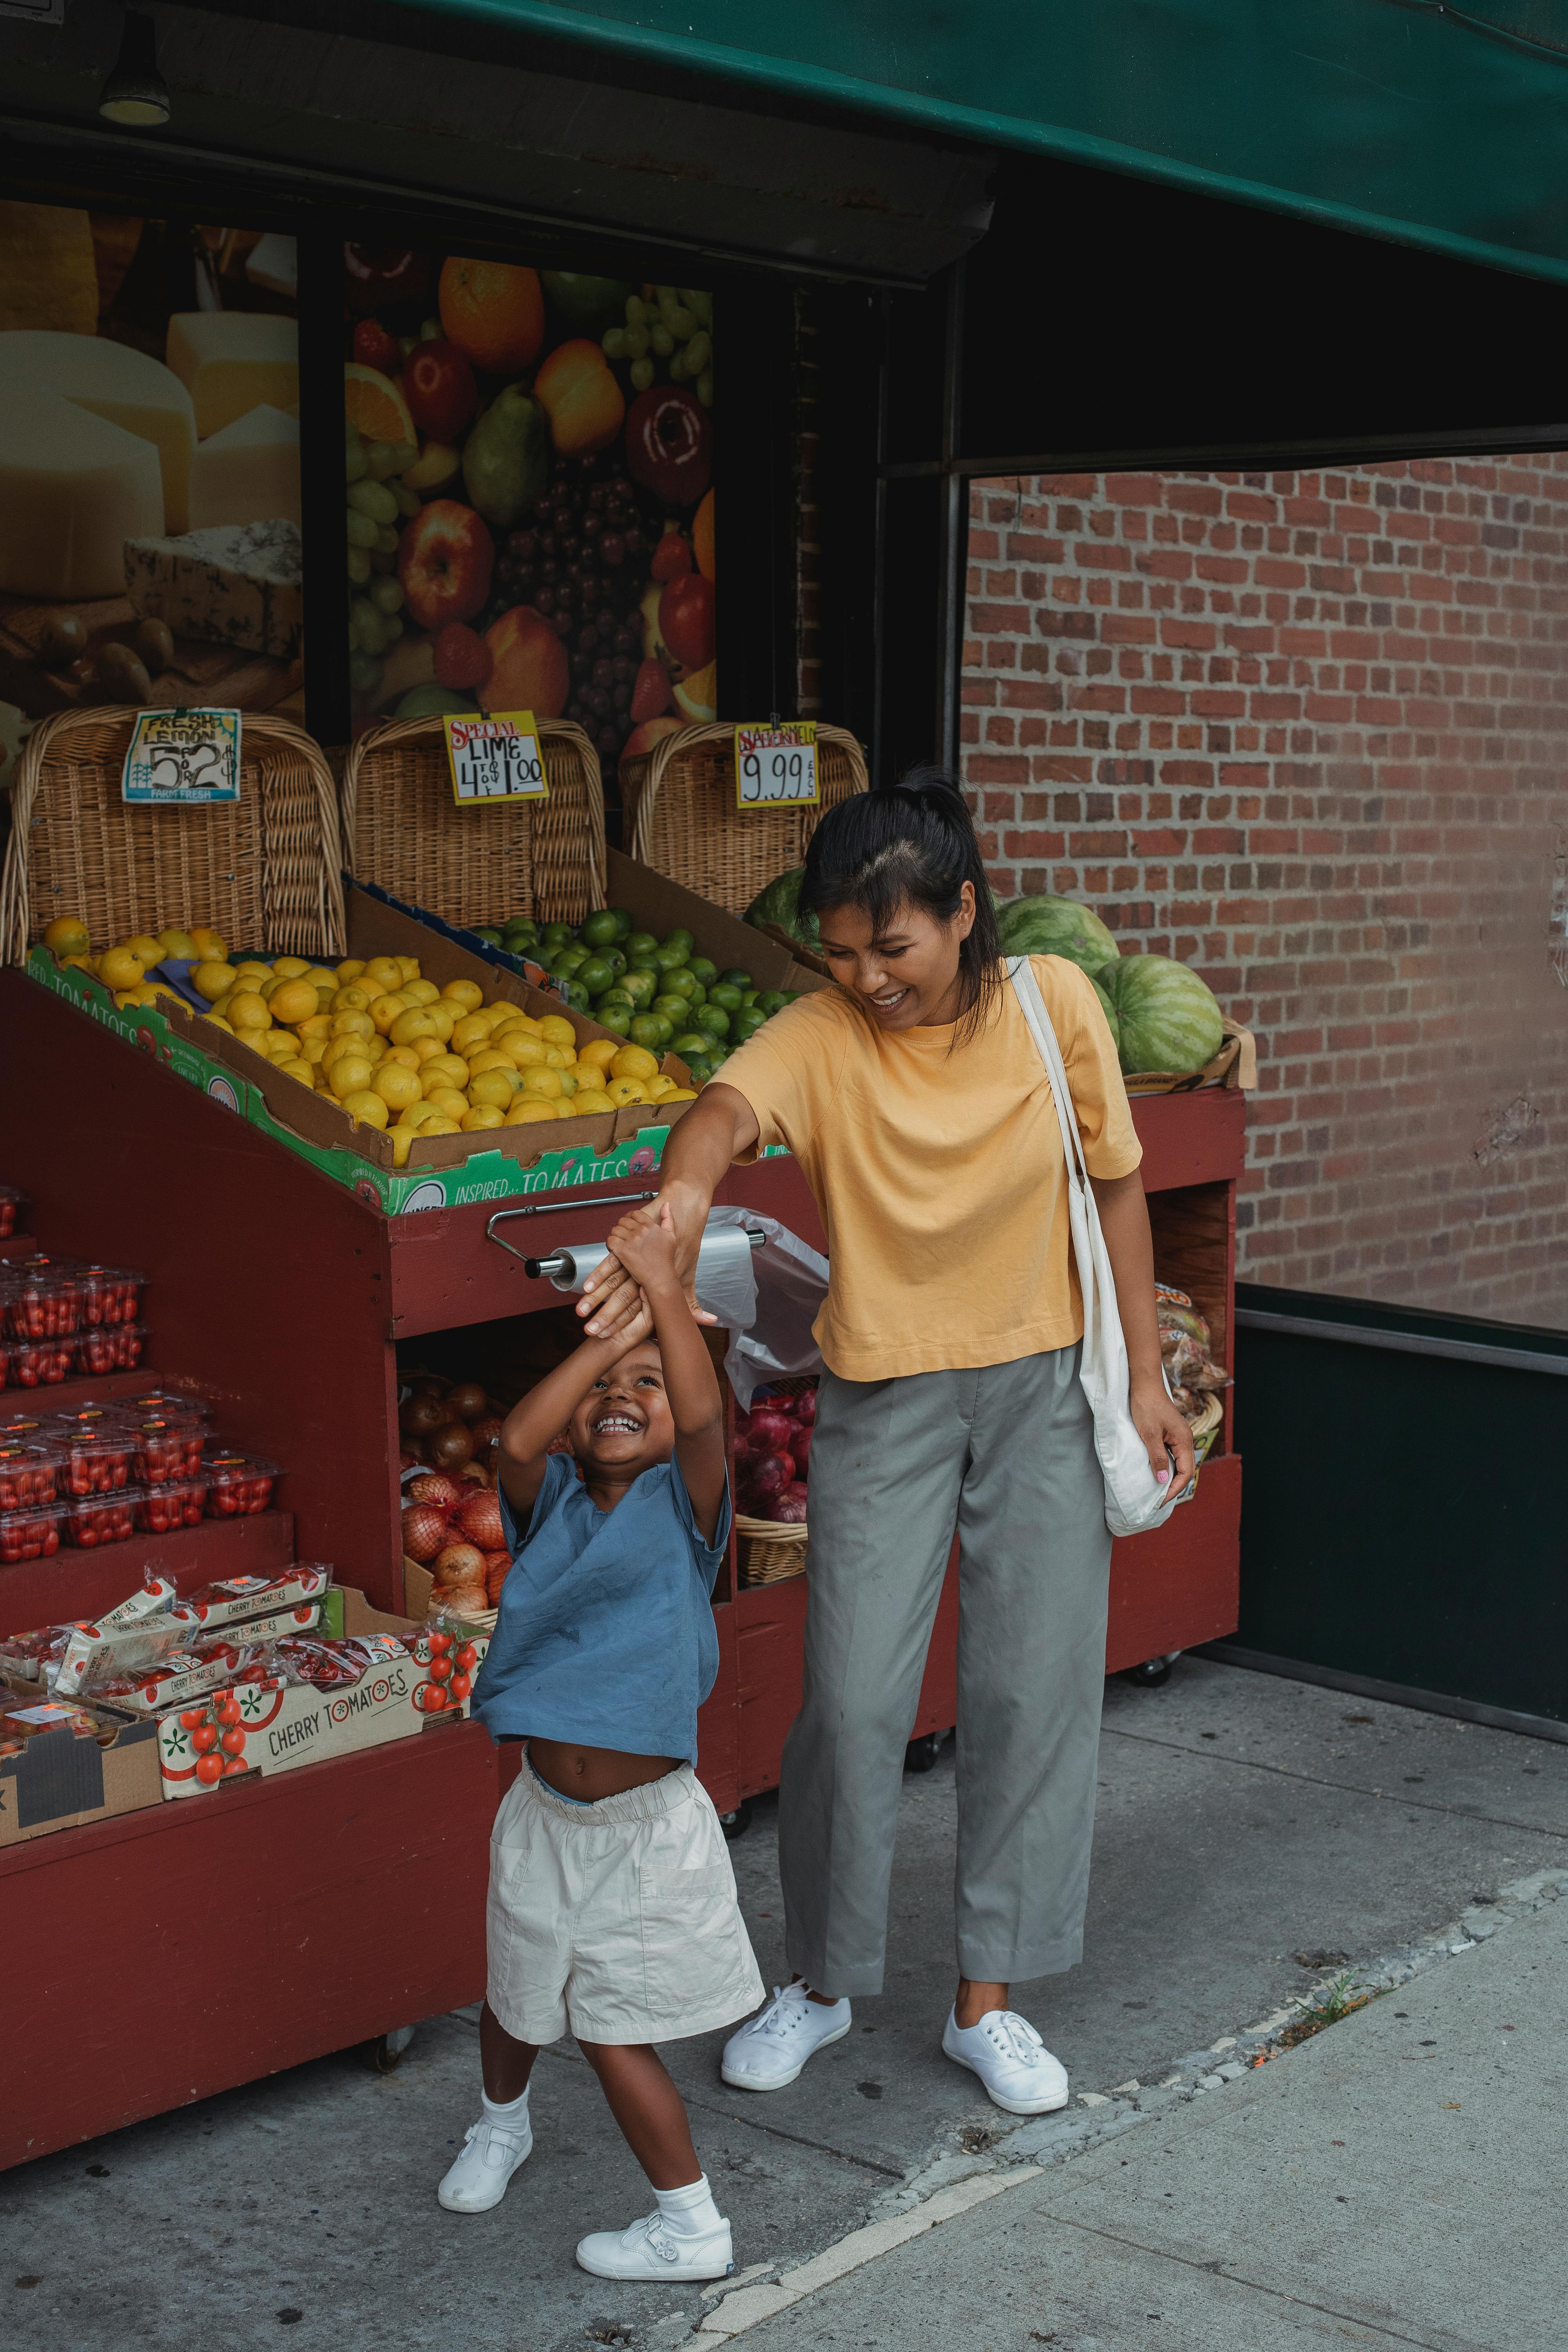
[1005,956,1091,1198]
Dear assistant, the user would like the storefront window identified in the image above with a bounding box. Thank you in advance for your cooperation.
[964,461,1568,1330]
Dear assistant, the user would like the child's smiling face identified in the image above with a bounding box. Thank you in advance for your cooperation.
[569,1340,675,1478]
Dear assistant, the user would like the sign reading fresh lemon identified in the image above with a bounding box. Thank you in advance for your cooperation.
[735,720,817,809]
[443,711,548,806]
[122,708,241,804]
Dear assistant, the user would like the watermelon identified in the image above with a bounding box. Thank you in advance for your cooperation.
[996,893,1119,976]
[1094,955,1223,1076]
[1091,977,1120,1052]
[744,866,820,950]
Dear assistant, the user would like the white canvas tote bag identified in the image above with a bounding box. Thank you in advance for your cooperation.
[1007,956,1178,1537]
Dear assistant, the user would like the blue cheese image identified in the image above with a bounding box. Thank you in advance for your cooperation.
[123,519,303,658]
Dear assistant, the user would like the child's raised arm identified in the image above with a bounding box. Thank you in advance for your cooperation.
[495,1296,653,1516]
[605,1204,727,1540]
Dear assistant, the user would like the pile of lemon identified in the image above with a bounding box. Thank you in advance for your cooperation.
[40,916,697,1168]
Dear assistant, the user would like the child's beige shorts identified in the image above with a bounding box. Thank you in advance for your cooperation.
[486,1758,765,2046]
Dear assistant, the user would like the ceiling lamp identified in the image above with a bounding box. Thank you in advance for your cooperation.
[99,11,171,127]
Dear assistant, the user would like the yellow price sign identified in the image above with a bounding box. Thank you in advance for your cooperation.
[735,721,818,809]
[443,711,548,806]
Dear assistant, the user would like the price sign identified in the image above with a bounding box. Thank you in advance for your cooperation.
[735,721,818,809]
[443,711,549,806]
[122,709,241,804]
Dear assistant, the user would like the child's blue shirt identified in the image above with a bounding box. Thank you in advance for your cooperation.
[471,1451,730,1763]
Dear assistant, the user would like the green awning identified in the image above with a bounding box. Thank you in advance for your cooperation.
[392,0,1568,283]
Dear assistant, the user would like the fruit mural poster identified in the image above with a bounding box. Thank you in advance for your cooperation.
[343,250,715,800]
[0,201,303,788]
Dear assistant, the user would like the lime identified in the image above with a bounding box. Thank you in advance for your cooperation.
[662,928,695,956]
[576,957,616,997]
[597,989,635,1018]
[757,989,788,1014]
[739,989,759,1007]
[661,967,700,1001]
[719,968,753,990]
[504,916,539,942]
[595,1002,633,1036]
[652,993,693,1027]
[695,1003,730,1040]
[471,926,504,946]
[651,942,688,975]
[630,1012,673,1051]
[557,942,591,973]
[686,956,717,989]
[610,907,633,940]
[670,1031,710,1060]
[619,968,659,1008]
[560,980,590,1012]
[624,931,660,962]
[602,948,627,978]
[707,982,743,1012]
[682,1054,715,1085]
[541,922,574,950]
[781,990,800,1004]
[580,909,621,949]
[731,1005,767,1043]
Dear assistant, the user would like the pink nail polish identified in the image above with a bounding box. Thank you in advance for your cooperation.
[1156,1468,1171,1483]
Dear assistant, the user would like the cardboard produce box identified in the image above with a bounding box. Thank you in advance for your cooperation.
[604,848,828,1002]
[0,1677,161,1847]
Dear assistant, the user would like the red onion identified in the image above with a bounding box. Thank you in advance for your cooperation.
[792,1388,818,1426]
[428,1421,475,1472]
[748,1409,795,1453]
[748,1449,793,1499]
[789,1424,812,1475]
[768,1481,809,1524]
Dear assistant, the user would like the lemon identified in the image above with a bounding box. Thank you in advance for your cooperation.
[462,1104,506,1130]
[299,1035,329,1066]
[98,946,146,989]
[276,1056,317,1084]
[339,1089,390,1129]
[369,1063,419,1113]
[494,1010,542,1036]
[362,956,404,991]
[232,960,272,986]
[466,1068,518,1111]
[606,1077,646,1107]
[419,1113,461,1136]
[192,960,236,1001]
[112,989,139,1010]
[450,1014,493,1056]
[557,1071,578,1096]
[424,1005,456,1044]
[362,1036,387,1064]
[501,1034,547,1069]
[520,1065,563,1100]
[189,928,228,960]
[390,1128,416,1167]
[421,1053,470,1089]
[537,1014,577,1050]
[296,1012,331,1040]
[61,956,95,973]
[370,991,412,1034]
[158,929,198,959]
[125,933,164,964]
[543,1045,575,1070]
[305,965,337,988]
[440,978,483,1013]
[200,1012,235,1035]
[395,956,421,984]
[389,1007,440,1047]
[403,978,439,1007]
[578,1038,619,1072]
[411,1035,447,1064]
[328,1053,374,1099]
[647,1076,679,1101]
[504,1098,559,1124]
[381,1043,421,1072]
[396,1102,439,1131]
[573,1089,615,1114]
[43,916,90,958]
[335,958,366,982]
[269,977,319,1025]
[663,1087,699,1102]
[467,1048,519,1080]
[424,1087,468,1121]
[331,984,373,1015]
[610,1043,659,1084]
[330,1008,374,1040]
[227,990,272,1033]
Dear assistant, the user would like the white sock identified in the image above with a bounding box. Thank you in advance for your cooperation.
[481,2084,530,2121]
[653,2174,723,2237]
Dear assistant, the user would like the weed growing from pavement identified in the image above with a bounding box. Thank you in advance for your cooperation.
[1252,1971,1374,2066]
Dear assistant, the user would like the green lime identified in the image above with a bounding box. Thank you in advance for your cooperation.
[619,968,659,1007]
[682,1054,715,1085]
[731,1005,768,1043]
[558,942,592,973]
[670,1031,710,1060]
[662,927,695,956]
[781,989,800,1004]
[624,930,660,962]
[471,926,504,946]
[719,967,753,990]
[610,907,632,940]
[541,922,574,950]
[661,966,699,1000]
[695,1003,730,1040]
[575,957,616,997]
[707,982,743,1012]
[630,1012,673,1051]
[602,948,627,978]
[579,909,621,949]
[595,1001,633,1036]
[757,989,788,1015]
[652,993,693,1028]
[686,956,718,989]
[560,980,590,1012]
[653,942,690,975]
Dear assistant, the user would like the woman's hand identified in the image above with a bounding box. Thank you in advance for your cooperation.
[577,1084,759,1339]
[1129,1376,1195,1493]
[579,1181,714,1337]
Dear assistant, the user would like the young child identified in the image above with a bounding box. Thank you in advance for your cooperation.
[441,1203,763,2282]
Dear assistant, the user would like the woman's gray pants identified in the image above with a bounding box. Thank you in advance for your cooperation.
[777,1347,1112,1996]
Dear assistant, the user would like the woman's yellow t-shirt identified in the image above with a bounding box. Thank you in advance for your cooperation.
[719,955,1142,1381]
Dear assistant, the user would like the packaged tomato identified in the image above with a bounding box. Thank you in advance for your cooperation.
[0,1624,73,1682]
[6,1267,81,1340]
[76,1265,145,1327]
[98,1572,177,1628]
[53,1430,135,1496]
[60,1489,140,1549]
[274,1636,364,1690]
[131,1414,207,1485]
[0,1441,60,1509]
[11,1336,76,1387]
[71,1321,147,1377]
[0,1411,49,1443]
[171,1564,327,1628]
[0,1185,25,1240]
[134,1475,209,1534]
[118,1384,216,1423]
[0,1501,65,1563]
[204,1453,281,1517]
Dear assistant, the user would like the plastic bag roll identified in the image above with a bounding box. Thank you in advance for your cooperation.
[544,1225,761,1331]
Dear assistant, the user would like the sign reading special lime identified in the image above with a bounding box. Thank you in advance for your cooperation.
[443,710,548,806]
[735,720,817,809]
[121,707,242,804]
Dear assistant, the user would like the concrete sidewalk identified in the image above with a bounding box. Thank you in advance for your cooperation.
[3,1655,1565,2350]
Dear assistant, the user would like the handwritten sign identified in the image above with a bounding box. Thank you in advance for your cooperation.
[443,711,548,806]
[122,709,241,804]
[735,721,818,809]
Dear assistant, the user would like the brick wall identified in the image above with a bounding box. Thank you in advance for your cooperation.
[962,461,1568,1328]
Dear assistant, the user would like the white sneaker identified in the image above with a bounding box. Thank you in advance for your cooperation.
[575,2211,735,2281]
[437,2109,534,2211]
[941,2007,1070,2116]
[720,1981,852,2091]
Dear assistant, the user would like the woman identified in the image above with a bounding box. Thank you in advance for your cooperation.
[578,769,1192,2116]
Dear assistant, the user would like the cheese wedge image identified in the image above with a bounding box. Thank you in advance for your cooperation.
[166,311,299,439]
[0,328,198,533]
[0,391,164,599]
[188,405,301,530]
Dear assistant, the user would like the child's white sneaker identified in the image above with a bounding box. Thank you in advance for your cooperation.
[437,2100,534,2212]
[720,1981,851,2090]
[575,2210,734,2281]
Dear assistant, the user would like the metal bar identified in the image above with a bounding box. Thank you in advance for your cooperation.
[485,1192,655,1265]
[1234,1307,1568,1377]
[1199,1643,1568,1749]
[879,419,1568,481]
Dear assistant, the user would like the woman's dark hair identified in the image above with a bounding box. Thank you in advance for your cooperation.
[800,766,1002,1041]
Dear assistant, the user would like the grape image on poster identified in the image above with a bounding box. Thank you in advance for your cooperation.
[343,252,714,803]
[0,203,302,778]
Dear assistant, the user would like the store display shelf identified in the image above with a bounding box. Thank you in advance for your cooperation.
[0,1367,164,1418]
[0,1511,295,1639]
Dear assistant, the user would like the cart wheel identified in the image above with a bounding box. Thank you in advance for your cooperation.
[360,2023,417,2073]
[719,1800,753,1841]
[904,1732,945,1774]
[1123,1655,1177,1689]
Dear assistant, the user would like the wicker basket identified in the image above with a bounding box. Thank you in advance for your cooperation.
[1,706,345,967]
[339,714,607,931]
[736,1513,809,1588]
[625,722,868,916]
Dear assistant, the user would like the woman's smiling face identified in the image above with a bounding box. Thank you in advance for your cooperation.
[816,881,976,1031]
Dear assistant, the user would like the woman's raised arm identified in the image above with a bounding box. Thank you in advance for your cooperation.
[577,1082,760,1340]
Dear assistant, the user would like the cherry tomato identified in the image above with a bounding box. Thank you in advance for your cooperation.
[178,1708,206,1731]
[455,1642,477,1670]
[449,1671,472,1701]
[220,1757,249,1778]
[429,1655,453,1682]
[192,1724,219,1753]
[219,1726,246,1756]
[195,1753,224,1786]
[215,1693,243,1725]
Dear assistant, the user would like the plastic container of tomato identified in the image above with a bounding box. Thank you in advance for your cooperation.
[71,1322,148,1377]
[0,1410,51,1445]
[131,1414,207,1486]
[0,1441,62,1510]
[61,1488,141,1549]
[0,1500,66,1564]
[0,1185,25,1240]
[52,1429,136,1496]
[204,1454,281,1517]
[76,1265,145,1327]
[116,1384,216,1423]
[11,1335,78,1388]
[6,1267,82,1340]
[134,1476,209,1534]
